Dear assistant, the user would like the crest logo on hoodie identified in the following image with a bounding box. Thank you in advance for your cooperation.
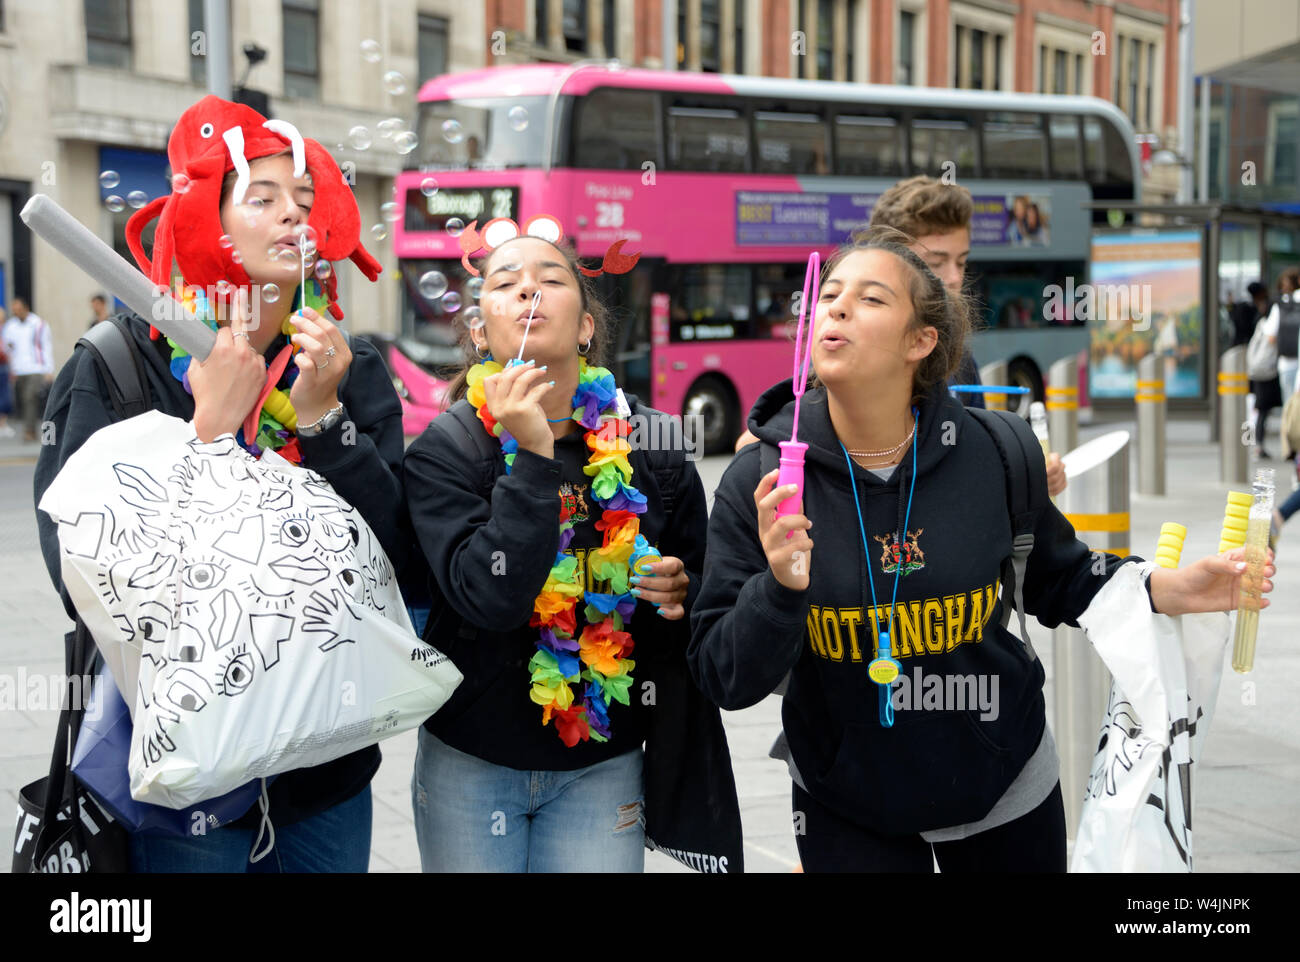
[873,528,925,576]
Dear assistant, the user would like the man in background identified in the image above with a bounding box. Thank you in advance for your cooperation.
[2,297,54,442]
[89,293,111,329]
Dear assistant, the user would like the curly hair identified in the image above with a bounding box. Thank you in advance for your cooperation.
[443,236,613,406]
[818,224,973,403]
[867,175,974,236]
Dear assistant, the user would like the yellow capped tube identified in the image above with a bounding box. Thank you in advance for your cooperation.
[1154,522,1187,569]
[1219,491,1251,553]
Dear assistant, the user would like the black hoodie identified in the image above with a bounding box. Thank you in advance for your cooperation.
[689,378,1125,836]
[33,311,407,828]
[403,395,708,772]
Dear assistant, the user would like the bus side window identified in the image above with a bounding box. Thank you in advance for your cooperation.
[910,115,978,176]
[835,114,903,177]
[667,100,749,173]
[573,88,660,170]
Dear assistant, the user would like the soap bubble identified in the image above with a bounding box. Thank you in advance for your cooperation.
[216,280,233,295]
[349,126,372,150]
[420,176,439,197]
[377,117,403,138]
[262,283,281,303]
[231,251,243,265]
[360,39,381,63]
[314,260,333,281]
[463,306,483,329]
[418,271,448,300]
[393,131,418,154]
[127,190,149,209]
[508,106,530,131]
[105,195,125,212]
[445,217,465,238]
[99,170,120,189]
[380,201,401,222]
[441,119,464,144]
[371,223,388,242]
[293,224,319,254]
[441,292,462,313]
[218,234,235,249]
[500,249,525,272]
[171,172,192,194]
[465,276,484,300]
[383,71,406,95]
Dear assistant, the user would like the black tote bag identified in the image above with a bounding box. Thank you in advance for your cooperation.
[12,621,129,873]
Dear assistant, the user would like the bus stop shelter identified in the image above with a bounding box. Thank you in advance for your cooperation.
[1086,201,1300,440]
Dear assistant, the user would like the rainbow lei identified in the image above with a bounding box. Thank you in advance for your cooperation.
[466,358,660,747]
[166,281,327,463]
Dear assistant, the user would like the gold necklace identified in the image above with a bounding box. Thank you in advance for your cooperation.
[846,419,916,459]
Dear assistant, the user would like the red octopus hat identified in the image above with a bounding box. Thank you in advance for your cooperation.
[125,95,382,327]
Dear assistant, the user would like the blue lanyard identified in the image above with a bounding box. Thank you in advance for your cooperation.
[839,408,918,727]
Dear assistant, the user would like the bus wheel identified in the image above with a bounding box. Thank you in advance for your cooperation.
[1007,358,1044,419]
[683,376,738,456]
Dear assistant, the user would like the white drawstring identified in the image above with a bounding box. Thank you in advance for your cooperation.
[248,777,276,863]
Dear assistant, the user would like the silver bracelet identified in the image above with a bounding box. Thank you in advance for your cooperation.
[297,401,344,437]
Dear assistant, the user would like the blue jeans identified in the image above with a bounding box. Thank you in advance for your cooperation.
[411,728,645,872]
[128,785,372,873]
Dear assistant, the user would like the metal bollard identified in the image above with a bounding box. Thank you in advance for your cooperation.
[980,360,1008,411]
[1136,353,1166,495]
[1219,346,1249,484]
[1047,356,1079,455]
[1054,430,1130,839]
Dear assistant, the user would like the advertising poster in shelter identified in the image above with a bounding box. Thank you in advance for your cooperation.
[1086,230,1203,399]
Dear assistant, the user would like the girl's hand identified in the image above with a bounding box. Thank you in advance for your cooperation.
[631,556,690,620]
[1148,548,1276,617]
[754,469,813,592]
[483,359,554,458]
[1046,452,1066,498]
[288,307,352,425]
[190,300,266,441]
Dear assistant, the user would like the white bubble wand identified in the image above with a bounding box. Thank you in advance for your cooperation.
[508,291,543,367]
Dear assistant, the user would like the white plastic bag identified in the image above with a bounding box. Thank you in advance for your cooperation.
[40,411,461,808]
[1071,561,1229,872]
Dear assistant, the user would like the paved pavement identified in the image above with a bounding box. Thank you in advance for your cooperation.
[3,412,1298,872]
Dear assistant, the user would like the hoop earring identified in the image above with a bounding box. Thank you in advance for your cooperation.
[474,341,490,359]
[577,337,592,356]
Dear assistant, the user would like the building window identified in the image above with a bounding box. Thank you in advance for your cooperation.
[954,21,1005,91]
[734,0,745,74]
[1115,34,1156,130]
[418,14,448,85]
[1075,54,1083,95]
[85,0,132,69]
[1145,42,1155,129]
[603,0,615,59]
[189,0,204,83]
[563,0,587,53]
[536,0,549,44]
[898,9,916,85]
[1127,37,1140,124]
[815,0,832,80]
[282,0,319,99]
[700,0,721,72]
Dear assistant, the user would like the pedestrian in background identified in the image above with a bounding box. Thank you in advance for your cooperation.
[1232,281,1270,349]
[1,297,54,441]
[88,293,111,329]
[1269,269,1300,401]
[0,305,13,438]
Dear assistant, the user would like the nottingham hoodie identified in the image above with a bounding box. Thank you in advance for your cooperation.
[34,312,407,828]
[689,378,1127,836]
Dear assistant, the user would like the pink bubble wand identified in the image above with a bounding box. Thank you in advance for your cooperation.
[775,251,820,521]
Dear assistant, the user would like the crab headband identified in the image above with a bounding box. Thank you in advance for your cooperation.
[125,95,382,323]
[456,214,640,278]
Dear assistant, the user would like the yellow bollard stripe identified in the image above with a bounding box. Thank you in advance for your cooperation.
[1135,380,1164,389]
[1217,372,1249,381]
[1046,386,1078,395]
[1135,394,1166,403]
[1045,401,1079,410]
[1064,511,1130,533]
[1217,386,1249,395]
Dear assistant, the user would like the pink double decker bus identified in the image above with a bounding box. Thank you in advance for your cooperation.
[394,63,1139,451]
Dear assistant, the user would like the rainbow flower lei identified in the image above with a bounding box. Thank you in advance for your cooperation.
[466,358,661,747]
[165,281,328,463]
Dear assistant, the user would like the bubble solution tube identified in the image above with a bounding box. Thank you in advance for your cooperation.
[774,251,820,524]
[1232,468,1274,674]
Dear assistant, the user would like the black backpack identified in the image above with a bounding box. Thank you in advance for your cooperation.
[1277,298,1300,360]
[757,405,1047,663]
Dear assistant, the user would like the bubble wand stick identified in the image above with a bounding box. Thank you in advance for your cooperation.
[507,291,543,367]
[775,251,820,521]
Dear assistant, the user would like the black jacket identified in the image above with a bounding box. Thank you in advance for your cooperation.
[33,311,407,828]
[403,396,708,771]
[689,378,1126,835]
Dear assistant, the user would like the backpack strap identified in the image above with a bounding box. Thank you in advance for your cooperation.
[77,318,150,420]
[967,407,1048,661]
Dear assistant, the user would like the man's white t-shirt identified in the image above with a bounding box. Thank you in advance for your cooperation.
[2,314,53,376]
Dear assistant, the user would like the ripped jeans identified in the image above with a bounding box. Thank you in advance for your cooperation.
[411,728,645,872]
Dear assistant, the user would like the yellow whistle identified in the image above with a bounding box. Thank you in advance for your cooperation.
[1154,522,1186,569]
[1218,491,1251,553]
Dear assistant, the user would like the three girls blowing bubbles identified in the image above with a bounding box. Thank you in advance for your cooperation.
[688,225,1275,872]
